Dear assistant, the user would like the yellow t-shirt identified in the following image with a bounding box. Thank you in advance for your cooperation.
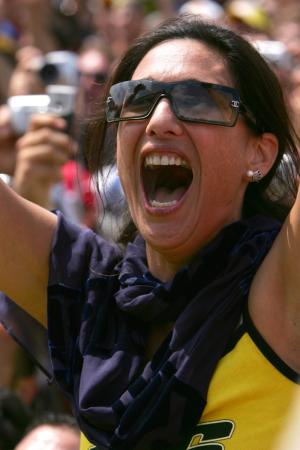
[80,433,96,450]
[187,332,299,449]
[80,322,300,450]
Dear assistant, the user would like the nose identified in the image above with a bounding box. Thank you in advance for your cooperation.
[145,97,183,137]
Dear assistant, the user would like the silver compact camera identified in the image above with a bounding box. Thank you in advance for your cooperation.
[7,84,77,135]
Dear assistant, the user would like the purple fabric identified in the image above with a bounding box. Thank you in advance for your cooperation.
[48,213,280,449]
[0,295,52,380]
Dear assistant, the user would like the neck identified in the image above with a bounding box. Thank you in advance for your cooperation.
[146,243,185,282]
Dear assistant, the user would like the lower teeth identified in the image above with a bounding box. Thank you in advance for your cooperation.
[150,199,177,207]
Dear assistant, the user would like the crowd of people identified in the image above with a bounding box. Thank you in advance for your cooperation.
[0,0,300,449]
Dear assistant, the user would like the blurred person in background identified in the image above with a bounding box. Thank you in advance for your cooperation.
[262,0,300,65]
[0,0,92,104]
[103,0,147,58]
[224,0,272,37]
[0,0,58,55]
[0,326,66,410]
[221,0,300,141]
[0,66,75,210]
[76,35,113,119]
[0,47,98,228]
[268,2,300,137]
[0,323,38,407]
[178,0,225,22]
[273,389,300,450]
[0,10,18,105]
[89,0,176,59]
[15,413,80,450]
[0,387,32,450]
[0,0,88,53]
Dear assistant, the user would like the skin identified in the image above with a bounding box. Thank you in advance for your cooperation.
[15,424,80,450]
[0,324,18,386]
[13,114,74,208]
[0,110,74,208]
[77,49,110,116]
[0,67,74,208]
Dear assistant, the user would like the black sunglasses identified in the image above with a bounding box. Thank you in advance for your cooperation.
[106,78,259,129]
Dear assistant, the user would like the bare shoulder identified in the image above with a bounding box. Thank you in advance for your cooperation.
[249,207,300,373]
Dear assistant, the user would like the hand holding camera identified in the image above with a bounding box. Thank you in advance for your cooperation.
[1,48,79,209]
[12,113,76,209]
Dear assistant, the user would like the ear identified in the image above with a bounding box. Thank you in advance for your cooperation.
[245,132,278,180]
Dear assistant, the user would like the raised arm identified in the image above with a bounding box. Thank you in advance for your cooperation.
[0,180,57,326]
[280,185,300,322]
[0,112,73,327]
[249,182,300,372]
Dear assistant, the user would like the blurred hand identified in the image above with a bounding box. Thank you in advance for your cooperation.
[12,114,75,209]
[0,105,18,176]
[15,46,43,71]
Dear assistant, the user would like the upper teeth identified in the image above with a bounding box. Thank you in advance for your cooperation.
[144,154,189,168]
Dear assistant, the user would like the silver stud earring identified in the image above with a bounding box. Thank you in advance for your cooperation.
[246,169,263,183]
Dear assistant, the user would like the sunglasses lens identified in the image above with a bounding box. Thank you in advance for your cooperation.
[107,81,157,121]
[124,91,157,119]
[173,82,235,124]
[106,83,127,121]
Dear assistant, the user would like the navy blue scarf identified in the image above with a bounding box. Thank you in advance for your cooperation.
[48,215,280,450]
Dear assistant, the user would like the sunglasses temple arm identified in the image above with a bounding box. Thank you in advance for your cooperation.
[239,103,264,133]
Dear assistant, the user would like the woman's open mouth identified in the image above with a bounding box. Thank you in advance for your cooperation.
[141,153,193,210]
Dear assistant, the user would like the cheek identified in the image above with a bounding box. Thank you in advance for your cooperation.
[115,136,122,176]
[116,124,134,166]
[198,133,247,194]
[116,147,128,200]
[116,127,138,202]
[116,122,144,177]
[116,128,129,181]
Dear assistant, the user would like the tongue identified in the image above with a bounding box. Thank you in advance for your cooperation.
[154,186,187,203]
